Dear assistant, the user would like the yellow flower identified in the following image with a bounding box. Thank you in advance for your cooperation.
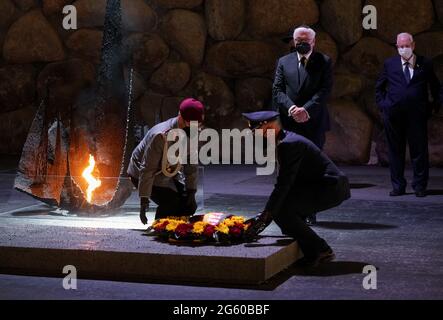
[215,223,229,235]
[166,220,182,232]
[166,216,188,222]
[229,216,245,224]
[192,221,207,234]
[223,219,235,227]
[222,216,245,227]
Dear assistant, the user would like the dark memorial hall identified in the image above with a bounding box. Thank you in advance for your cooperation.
[0,0,442,308]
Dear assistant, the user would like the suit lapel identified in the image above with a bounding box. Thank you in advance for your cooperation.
[410,55,423,83]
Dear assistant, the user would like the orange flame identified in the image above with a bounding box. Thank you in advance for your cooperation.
[82,154,102,203]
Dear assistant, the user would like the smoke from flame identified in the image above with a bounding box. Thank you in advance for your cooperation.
[82,154,102,203]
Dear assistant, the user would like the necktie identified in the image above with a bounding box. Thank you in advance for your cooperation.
[298,56,308,89]
[404,62,411,84]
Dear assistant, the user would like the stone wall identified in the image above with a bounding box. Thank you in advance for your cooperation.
[1,0,442,166]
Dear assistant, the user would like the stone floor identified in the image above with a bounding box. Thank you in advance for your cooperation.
[0,156,442,300]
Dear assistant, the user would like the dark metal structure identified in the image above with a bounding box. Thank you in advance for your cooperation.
[14,0,135,213]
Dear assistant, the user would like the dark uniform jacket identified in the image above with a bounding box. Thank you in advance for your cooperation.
[265,131,350,216]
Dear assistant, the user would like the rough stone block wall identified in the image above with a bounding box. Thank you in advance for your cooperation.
[0,0,442,166]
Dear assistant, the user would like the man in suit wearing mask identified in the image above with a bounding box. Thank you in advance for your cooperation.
[376,33,441,198]
[273,25,334,225]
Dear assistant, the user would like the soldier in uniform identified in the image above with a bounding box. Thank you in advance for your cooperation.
[127,98,204,225]
[243,111,351,267]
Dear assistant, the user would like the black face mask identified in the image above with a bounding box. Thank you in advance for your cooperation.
[295,42,311,55]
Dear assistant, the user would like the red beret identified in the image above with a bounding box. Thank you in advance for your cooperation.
[179,98,205,122]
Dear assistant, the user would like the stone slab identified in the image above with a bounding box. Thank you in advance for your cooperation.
[0,224,299,285]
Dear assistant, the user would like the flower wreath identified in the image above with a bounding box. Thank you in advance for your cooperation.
[148,213,251,245]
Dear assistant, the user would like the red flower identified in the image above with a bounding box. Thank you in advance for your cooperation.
[229,225,243,237]
[154,221,169,232]
[203,225,216,238]
[175,223,193,238]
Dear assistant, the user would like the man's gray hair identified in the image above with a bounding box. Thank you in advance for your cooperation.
[397,32,414,43]
[293,26,316,40]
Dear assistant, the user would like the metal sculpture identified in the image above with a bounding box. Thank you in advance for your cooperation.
[14,0,135,213]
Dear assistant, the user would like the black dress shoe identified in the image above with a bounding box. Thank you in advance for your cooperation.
[389,189,405,197]
[295,248,336,268]
[415,190,427,198]
[305,213,317,226]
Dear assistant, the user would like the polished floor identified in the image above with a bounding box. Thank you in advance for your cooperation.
[0,156,442,300]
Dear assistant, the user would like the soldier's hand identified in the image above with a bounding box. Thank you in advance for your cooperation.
[140,197,149,225]
[244,211,273,240]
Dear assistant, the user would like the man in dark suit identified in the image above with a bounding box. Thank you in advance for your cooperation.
[376,33,441,198]
[243,111,351,267]
[273,25,334,225]
[273,25,333,150]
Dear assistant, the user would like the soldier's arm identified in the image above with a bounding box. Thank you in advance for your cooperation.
[138,134,164,199]
[264,142,307,215]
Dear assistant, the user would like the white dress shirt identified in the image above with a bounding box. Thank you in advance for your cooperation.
[297,51,312,68]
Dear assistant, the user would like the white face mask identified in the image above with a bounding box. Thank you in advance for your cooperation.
[398,47,413,60]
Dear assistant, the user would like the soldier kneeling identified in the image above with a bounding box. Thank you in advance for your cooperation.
[127,98,204,225]
[243,111,351,267]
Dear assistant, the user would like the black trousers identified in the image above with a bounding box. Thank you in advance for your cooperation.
[383,106,429,192]
[151,187,188,219]
[273,175,350,258]
[130,176,187,219]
